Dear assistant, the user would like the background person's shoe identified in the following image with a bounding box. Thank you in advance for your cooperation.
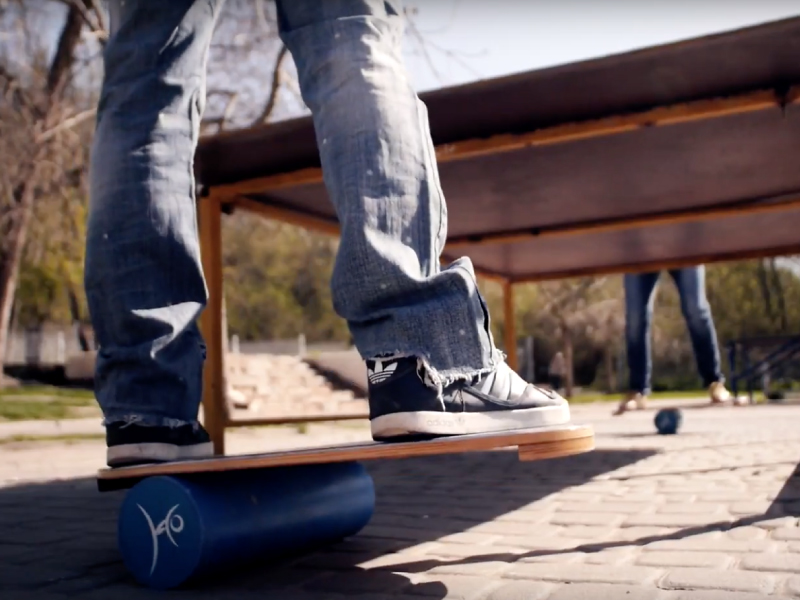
[709,381,732,404]
[612,392,647,416]
[367,356,570,441]
[105,421,214,467]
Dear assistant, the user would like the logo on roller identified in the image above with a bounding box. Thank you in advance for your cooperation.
[137,503,184,575]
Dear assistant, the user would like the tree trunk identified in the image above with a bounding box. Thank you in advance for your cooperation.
[768,259,788,330]
[605,346,616,393]
[755,259,775,325]
[563,329,574,399]
[0,5,85,387]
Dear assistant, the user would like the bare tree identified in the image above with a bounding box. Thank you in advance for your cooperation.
[0,0,101,385]
[535,278,614,398]
[0,0,295,385]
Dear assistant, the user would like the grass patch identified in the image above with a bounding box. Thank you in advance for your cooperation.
[567,390,719,404]
[0,385,97,420]
[0,433,105,444]
[0,385,95,400]
[0,395,98,421]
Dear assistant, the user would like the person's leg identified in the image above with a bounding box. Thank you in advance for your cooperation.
[84,0,225,466]
[669,266,730,402]
[614,272,660,415]
[274,0,569,438]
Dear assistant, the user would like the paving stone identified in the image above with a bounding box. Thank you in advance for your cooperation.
[0,594,73,600]
[482,580,553,600]
[404,575,500,599]
[557,525,616,540]
[550,512,625,527]
[547,582,661,600]
[623,513,733,528]
[492,536,575,551]
[437,532,503,546]
[303,570,412,595]
[644,538,775,553]
[520,551,585,564]
[610,526,679,542]
[730,501,782,516]
[470,521,560,536]
[659,568,776,594]
[557,502,648,514]
[582,549,633,566]
[784,575,800,596]
[635,551,733,569]
[754,517,799,530]
[740,553,800,574]
[663,591,784,600]
[729,526,769,541]
[429,544,527,559]
[774,528,800,541]
[504,562,661,585]
[655,503,728,515]
[428,561,511,577]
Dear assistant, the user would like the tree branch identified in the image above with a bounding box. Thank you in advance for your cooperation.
[35,107,96,143]
[251,44,289,125]
[55,0,107,41]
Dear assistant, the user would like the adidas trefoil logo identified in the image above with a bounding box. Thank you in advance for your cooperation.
[368,360,398,385]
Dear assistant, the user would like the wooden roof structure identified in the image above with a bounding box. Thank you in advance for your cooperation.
[197,16,800,283]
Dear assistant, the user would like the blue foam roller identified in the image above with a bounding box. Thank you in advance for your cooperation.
[117,461,375,589]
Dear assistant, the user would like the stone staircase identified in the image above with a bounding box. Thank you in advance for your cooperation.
[225,353,368,419]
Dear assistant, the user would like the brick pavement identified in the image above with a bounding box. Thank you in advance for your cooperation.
[1,400,800,599]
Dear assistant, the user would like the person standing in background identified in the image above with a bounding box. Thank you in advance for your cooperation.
[614,265,735,415]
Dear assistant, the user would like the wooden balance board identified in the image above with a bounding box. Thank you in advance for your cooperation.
[98,424,593,590]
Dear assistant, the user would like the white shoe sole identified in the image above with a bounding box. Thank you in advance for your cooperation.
[107,441,214,467]
[370,404,571,439]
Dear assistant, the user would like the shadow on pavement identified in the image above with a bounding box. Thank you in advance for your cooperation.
[384,458,800,578]
[0,448,655,598]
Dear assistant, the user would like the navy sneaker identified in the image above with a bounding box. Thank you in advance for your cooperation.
[105,421,214,467]
[367,356,570,441]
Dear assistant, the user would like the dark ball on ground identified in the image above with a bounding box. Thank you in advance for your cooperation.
[655,408,682,435]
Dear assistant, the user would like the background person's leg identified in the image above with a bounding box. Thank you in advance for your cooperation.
[669,266,730,402]
[84,0,225,465]
[616,272,660,414]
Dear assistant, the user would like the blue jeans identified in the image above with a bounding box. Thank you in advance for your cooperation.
[624,266,723,395]
[84,0,499,427]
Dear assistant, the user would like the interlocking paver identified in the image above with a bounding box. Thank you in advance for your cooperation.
[774,528,800,541]
[428,560,511,577]
[1,400,800,599]
[643,538,776,553]
[482,580,553,600]
[404,575,500,599]
[547,582,661,600]
[784,575,800,596]
[730,526,770,541]
[635,550,734,569]
[740,553,800,573]
[427,544,527,559]
[659,567,777,594]
[661,591,783,600]
[549,512,625,527]
[504,562,661,585]
[623,513,734,528]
